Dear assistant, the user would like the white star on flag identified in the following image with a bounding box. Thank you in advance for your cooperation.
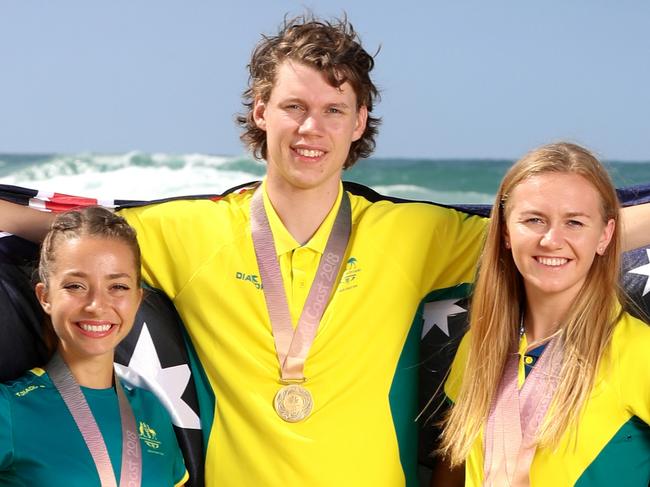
[115,322,201,429]
[628,249,650,296]
[422,299,466,338]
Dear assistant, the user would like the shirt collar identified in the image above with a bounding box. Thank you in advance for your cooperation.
[261,180,344,257]
[518,330,557,356]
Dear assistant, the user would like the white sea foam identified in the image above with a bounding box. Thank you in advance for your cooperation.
[0,152,503,203]
[0,154,260,200]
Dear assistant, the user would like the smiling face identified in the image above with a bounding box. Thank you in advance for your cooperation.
[35,236,143,366]
[504,172,615,306]
[253,60,367,195]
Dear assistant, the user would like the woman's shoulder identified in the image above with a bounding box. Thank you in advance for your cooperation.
[1,368,50,396]
[609,312,650,368]
[613,312,650,346]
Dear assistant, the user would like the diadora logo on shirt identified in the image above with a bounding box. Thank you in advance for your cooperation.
[14,384,45,397]
[235,271,263,290]
[139,421,162,452]
[338,257,361,292]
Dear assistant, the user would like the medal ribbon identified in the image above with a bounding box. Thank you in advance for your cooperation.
[250,186,351,381]
[483,335,562,487]
[47,353,142,487]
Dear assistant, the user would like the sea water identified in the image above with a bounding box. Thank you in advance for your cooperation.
[1,152,649,204]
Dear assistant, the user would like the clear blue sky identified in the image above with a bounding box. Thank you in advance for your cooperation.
[1,1,648,160]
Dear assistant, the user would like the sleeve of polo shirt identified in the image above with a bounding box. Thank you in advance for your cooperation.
[168,408,189,486]
[444,332,472,403]
[119,201,215,299]
[420,205,488,295]
[174,460,189,486]
[0,386,14,471]
[167,411,189,486]
[617,315,650,425]
[149,389,189,486]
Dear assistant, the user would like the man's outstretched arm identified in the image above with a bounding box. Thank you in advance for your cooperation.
[621,203,650,252]
[1,193,650,250]
[0,199,55,242]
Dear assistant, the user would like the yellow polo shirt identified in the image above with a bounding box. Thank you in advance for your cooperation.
[121,181,487,486]
[446,314,650,486]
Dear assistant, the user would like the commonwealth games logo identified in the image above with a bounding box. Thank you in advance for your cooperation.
[139,421,162,451]
[339,257,361,292]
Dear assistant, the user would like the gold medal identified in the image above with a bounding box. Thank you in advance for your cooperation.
[274,384,313,422]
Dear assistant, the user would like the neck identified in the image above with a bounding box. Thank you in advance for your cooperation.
[59,348,115,389]
[523,291,574,344]
[264,178,340,245]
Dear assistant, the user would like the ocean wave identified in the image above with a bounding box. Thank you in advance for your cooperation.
[3,152,242,176]
[4,152,647,204]
[0,153,262,200]
[0,152,498,203]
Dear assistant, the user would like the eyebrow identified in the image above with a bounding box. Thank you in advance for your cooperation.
[564,212,592,219]
[328,102,351,109]
[63,271,135,280]
[280,97,351,109]
[518,210,593,219]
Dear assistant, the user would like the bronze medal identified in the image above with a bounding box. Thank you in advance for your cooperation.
[274,384,313,422]
[251,187,350,425]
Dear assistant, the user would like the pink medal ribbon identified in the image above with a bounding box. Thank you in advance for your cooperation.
[250,186,351,421]
[47,353,142,487]
[483,335,562,487]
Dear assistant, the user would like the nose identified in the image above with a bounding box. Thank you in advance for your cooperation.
[540,226,563,249]
[84,289,107,313]
[298,112,323,135]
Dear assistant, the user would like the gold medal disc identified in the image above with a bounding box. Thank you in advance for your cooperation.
[274,384,313,422]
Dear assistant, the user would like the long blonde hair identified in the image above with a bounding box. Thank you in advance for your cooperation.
[440,142,623,465]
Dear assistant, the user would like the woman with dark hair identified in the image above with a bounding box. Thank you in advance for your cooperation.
[0,207,188,486]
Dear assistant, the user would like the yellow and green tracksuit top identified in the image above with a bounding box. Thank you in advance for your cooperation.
[445,313,650,486]
[120,181,487,486]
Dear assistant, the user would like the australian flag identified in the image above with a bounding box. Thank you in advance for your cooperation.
[1,182,650,485]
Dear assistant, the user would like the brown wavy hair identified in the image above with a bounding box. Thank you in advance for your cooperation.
[237,14,381,169]
[440,142,622,465]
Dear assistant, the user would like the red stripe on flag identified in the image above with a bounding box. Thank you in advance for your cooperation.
[44,193,99,212]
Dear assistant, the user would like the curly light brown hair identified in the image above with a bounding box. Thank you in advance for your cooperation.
[237,14,381,169]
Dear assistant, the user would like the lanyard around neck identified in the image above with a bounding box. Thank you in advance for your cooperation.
[483,335,562,487]
[250,186,351,382]
[46,353,142,487]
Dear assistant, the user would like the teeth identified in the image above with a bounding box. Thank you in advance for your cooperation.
[296,148,324,158]
[79,323,112,333]
[537,257,568,267]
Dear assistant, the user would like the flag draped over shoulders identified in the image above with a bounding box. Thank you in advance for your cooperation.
[1,181,650,483]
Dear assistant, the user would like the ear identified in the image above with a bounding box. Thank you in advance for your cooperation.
[352,105,368,142]
[35,283,52,315]
[253,97,267,131]
[596,218,616,255]
[503,226,511,250]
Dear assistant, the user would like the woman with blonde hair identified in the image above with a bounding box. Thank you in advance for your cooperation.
[438,142,650,486]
